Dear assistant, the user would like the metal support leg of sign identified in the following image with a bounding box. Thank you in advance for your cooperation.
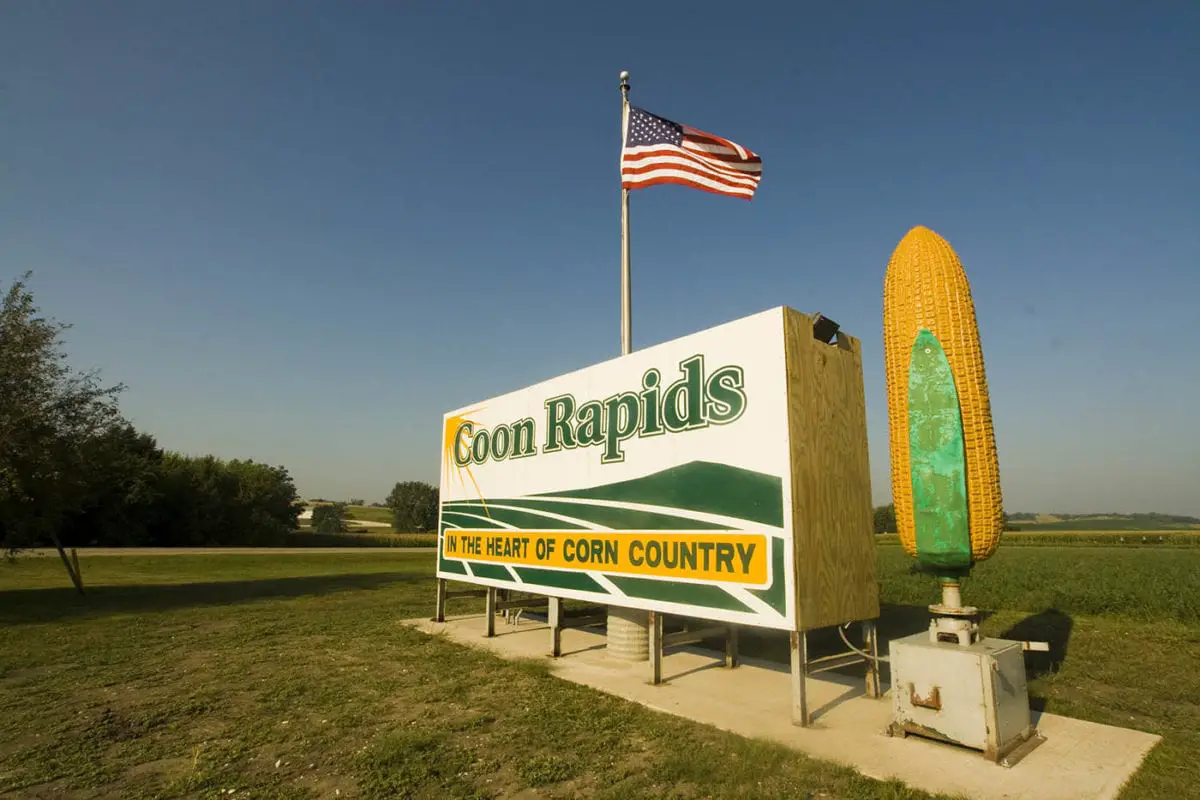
[863,619,881,699]
[790,630,809,727]
[648,610,663,685]
[485,587,497,638]
[548,597,563,657]
[497,588,509,623]
[649,622,738,684]
[433,578,447,623]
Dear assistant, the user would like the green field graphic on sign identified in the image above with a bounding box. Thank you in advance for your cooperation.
[439,461,788,618]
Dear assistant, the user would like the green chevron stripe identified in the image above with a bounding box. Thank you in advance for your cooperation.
[444,499,727,531]
[438,524,468,575]
[605,576,754,613]
[537,461,783,528]
[749,536,787,615]
[466,562,513,581]
[512,566,607,593]
[441,504,587,531]
[441,511,506,529]
[438,554,467,575]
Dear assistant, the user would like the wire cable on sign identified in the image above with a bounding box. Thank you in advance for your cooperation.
[839,623,890,662]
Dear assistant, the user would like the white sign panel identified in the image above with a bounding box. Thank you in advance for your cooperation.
[437,307,795,630]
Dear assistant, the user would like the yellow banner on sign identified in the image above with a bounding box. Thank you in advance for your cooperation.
[441,529,769,587]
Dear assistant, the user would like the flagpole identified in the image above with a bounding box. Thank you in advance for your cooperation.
[620,70,632,356]
[608,70,651,664]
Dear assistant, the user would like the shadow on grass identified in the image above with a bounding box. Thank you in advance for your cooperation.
[1000,607,1074,714]
[0,572,427,626]
[1000,608,1073,675]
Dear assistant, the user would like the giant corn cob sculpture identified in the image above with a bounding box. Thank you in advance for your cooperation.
[883,226,1003,578]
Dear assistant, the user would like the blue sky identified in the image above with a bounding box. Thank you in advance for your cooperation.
[3,2,1198,514]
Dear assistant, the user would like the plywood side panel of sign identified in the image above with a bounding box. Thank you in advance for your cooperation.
[783,309,880,631]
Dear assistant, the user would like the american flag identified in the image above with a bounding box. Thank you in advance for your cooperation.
[621,106,762,200]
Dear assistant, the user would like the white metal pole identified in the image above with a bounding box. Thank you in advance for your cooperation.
[606,70,650,663]
[620,70,632,356]
[941,581,963,610]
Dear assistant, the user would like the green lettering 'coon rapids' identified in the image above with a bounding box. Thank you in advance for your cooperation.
[452,355,747,467]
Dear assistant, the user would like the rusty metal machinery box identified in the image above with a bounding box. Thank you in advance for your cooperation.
[888,633,1036,764]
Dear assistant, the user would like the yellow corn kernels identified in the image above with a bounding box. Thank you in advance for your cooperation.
[883,226,1003,562]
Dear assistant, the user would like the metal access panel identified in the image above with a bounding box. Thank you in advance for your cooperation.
[889,633,1035,763]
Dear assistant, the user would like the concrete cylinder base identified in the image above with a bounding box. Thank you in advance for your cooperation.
[606,607,650,661]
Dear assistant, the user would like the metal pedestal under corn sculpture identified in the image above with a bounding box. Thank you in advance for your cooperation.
[882,226,1040,765]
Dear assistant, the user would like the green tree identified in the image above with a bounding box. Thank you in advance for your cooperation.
[59,423,164,547]
[226,459,303,544]
[386,481,439,532]
[148,454,300,546]
[1,273,308,565]
[312,503,348,533]
[149,454,237,546]
[0,273,125,590]
[873,503,897,534]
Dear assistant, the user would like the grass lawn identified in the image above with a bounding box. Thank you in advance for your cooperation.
[1,547,1197,799]
[1014,519,1200,532]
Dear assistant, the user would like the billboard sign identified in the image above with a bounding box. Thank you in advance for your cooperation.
[437,307,799,630]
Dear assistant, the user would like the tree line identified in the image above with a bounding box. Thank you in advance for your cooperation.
[2,271,445,574]
[0,273,304,581]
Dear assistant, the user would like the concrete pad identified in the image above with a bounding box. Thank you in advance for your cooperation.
[405,614,1161,800]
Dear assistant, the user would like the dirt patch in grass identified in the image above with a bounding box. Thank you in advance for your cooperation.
[0,663,77,687]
